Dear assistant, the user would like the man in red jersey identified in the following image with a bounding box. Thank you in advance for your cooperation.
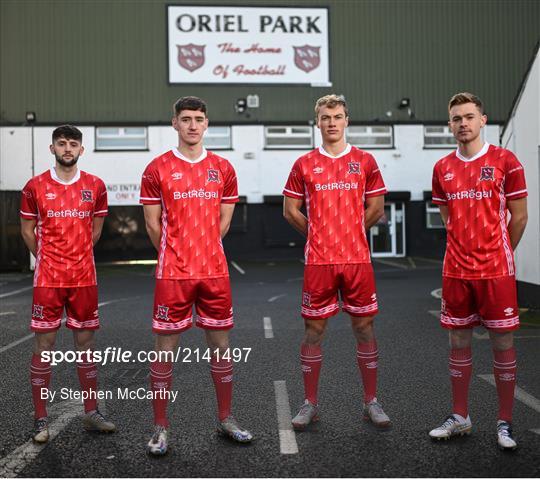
[429,93,528,450]
[20,125,116,443]
[283,94,392,430]
[140,96,252,455]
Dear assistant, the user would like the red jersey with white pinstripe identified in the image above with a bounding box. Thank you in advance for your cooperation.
[140,148,238,279]
[283,144,387,264]
[20,168,108,287]
[432,143,527,279]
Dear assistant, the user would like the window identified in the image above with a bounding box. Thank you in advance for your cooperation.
[95,127,147,150]
[426,201,444,228]
[203,126,232,149]
[423,126,457,148]
[264,126,313,149]
[346,126,393,148]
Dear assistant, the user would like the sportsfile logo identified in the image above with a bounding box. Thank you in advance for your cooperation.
[314,182,359,191]
[47,209,91,218]
[446,189,492,201]
[173,190,219,200]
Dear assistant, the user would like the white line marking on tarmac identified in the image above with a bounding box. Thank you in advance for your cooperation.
[0,399,81,478]
[428,310,439,318]
[478,374,540,413]
[286,277,303,283]
[0,298,130,355]
[268,294,286,303]
[263,317,274,338]
[0,286,33,299]
[407,257,417,269]
[530,428,540,435]
[0,311,16,316]
[230,261,245,275]
[273,380,298,454]
[430,288,442,299]
[374,258,409,270]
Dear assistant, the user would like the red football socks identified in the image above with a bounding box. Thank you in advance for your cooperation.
[210,355,233,421]
[301,343,322,405]
[449,347,472,418]
[493,347,517,422]
[31,353,51,419]
[356,341,378,404]
[150,360,173,427]
[76,354,98,413]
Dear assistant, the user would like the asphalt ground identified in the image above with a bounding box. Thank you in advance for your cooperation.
[0,258,539,478]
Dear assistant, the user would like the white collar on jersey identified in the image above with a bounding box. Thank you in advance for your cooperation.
[49,167,81,185]
[455,142,490,162]
[172,147,208,163]
[318,143,352,159]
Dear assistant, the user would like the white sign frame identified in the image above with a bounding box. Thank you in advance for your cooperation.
[167,5,330,85]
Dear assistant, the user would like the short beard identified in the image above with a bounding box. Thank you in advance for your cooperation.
[55,154,79,167]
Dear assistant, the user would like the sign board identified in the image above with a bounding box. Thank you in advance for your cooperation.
[167,6,330,85]
[107,183,140,205]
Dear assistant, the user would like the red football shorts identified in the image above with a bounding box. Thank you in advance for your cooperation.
[301,263,379,320]
[152,277,233,334]
[441,275,519,332]
[31,286,99,332]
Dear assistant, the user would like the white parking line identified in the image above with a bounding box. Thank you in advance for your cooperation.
[374,258,410,270]
[430,288,442,299]
[230,261,245,275]
[0,311,16,316]
[0,399,81,478]
[263,317,274,339]
[0,286,33,299]
[478,374,540,413]
[407,257,417,269]
[273,380,298,454]
[530,428,540,435]
[0,298,131,355]
[268,294,286,303]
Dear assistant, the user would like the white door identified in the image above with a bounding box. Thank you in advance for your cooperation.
[370,203,396,257]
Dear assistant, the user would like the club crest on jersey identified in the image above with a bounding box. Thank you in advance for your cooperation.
[348,162,361,175]
[156,305,169,321]
[32,304,44,319]
[45,192,56,200]
[81,190,93,202]
[302,292,311,307]
[171,172,183,181]
[479,166,495,181]
[313,166,324,174]
[207,169,220,183]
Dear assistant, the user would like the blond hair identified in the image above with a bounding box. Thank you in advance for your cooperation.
[315,94,348,118]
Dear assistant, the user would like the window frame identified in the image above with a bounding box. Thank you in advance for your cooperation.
[95,126,148,151]
[425,200,445,229]
[203,126,232,150]
[263,125,314,150]
[346,125,394,149]
[423,125,457,149]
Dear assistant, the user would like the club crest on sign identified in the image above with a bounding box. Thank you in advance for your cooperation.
[177,44,205,72]
[207,169,220,183]
[293,45,321,73]
[479,166,495,181]
[348,162,361,174]
[32,304,44,319]
[156,305,169,321]
[81,190,93,202]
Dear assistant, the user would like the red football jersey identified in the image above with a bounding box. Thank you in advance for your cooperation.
[20,168,108,287]
[283,145,387,264]
[432,143,527,279]
[140,148,238,279]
